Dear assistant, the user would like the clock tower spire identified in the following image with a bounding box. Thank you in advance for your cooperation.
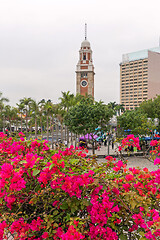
[76,24,95,98]
[85,23,87,40]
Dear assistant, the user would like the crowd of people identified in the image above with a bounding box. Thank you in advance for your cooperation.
[79,133,115,151]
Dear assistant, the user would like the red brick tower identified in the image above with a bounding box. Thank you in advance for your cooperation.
[76,24,95,98]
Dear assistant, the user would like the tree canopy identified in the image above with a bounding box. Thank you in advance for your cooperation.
[117,108,153,137]
[64,97,113,138]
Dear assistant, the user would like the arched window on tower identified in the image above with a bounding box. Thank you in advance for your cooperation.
[83,53,86,60]
[81,73,88,78]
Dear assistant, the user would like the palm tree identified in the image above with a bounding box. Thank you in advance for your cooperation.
[115,104,125,116]
[11,107,19,132]
[59,91,75,111]
[17,103,25,132]
[3,105,13,134]
[108,102,118,112]
[55,104,65,143]
[0,92,9,132]
[44,100,53,141]
[0,92,9,113]
[19,97,32,135]
[59,91,75,146]
[38,99,46,137]
[30,100,40,138]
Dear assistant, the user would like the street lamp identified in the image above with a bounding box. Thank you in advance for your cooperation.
[147,118,159,150]
[107,116,117,155]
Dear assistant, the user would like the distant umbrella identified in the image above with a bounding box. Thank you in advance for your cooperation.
[80,133,99,140]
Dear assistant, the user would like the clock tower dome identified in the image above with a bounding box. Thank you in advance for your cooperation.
[76,24,95,98]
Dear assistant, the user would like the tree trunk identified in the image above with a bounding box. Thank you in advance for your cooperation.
[56,120,58,142]
[16,119,18,132]
[61,123,63,143]
[75,133,77,148]
[71,132,73,145]
[3,116,5,132]
[51,117,54,149]
[65,126,67,141]
[107,136,110,155]
[25,111,28,136]
[67,127,69,147]
[35,117,37,138]
[9,120,12,135]
[40,116,43,138]
[92,141,95,155]
[47,115,49,141]
[21,116,22,132]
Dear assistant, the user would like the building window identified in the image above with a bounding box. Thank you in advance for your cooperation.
[81,73,88,78]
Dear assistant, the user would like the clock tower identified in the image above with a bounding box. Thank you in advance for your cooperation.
[76,24,95,98]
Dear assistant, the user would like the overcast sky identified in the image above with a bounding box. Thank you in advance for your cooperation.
[1,0,160,106]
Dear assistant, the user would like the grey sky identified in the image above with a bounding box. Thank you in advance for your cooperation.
[1,0,160,106]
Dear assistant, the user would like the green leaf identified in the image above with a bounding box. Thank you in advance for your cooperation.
[32,169,40,176]
[49,163,54,170]
[66,213,70,221]
[70,159,79,165]
[139,231,145,237]
[60,202,68,210]
[19,160,27,164]
[119,234,127,240]
[130,200,137,209]
[52,210,59,216]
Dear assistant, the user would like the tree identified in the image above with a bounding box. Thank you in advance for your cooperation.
[54,104,65,143]
[19,97,33,135]
[30,100,40,138]
[117,108,153,137]
[17,103,25,132]
[10,107,19,132]
[59,91,75,146]
[2,105,11,132]
[115,104,125,116]
[0,92,9,113]
[139,95,160,131]
[64,97,113,154]
[38,99,46,137]
[108,101,118,111]
[0,92,9,131]
[44,100,53,141]
[152,95,160,129]
[139,98,155,119]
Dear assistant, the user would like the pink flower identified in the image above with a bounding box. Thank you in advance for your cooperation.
[154,158,160,165]
[41,232,49,238]
[111,205,119,213]
[18,132,25,137]
[118,146,122,151]
[117,160,123,168]
[125,174,134,181]
[150,140,158,146]
[61,225,85,239]
[0,221,7,240]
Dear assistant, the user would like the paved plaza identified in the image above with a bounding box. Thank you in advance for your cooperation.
[87,144,158,172]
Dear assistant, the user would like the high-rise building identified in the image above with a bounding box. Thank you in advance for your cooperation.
[120,47,160,110]
[76,24,95,98]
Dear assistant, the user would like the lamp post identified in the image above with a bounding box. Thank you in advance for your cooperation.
[148,118,159,150]
[107,116,117,155]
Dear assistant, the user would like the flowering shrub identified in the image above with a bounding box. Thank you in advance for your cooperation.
[0,132,160,239]
[119,134,141,151]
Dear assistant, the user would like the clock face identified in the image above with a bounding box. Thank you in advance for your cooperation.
[81,80,88,87]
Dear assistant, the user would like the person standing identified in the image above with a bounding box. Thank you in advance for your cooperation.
[112,137,114,149]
